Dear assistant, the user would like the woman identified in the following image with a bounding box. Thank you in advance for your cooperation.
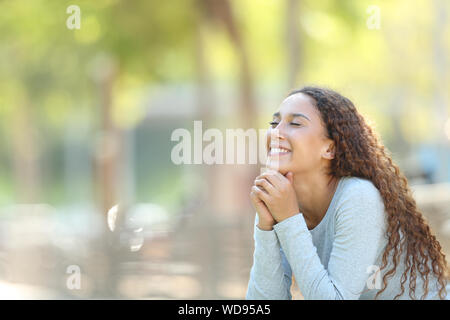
[246,86,449,300]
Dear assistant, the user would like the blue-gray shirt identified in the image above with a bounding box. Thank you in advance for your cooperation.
[246,176,449,299]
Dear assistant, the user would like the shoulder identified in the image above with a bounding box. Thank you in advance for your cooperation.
[339,176,383,204]
[334,176,386,225]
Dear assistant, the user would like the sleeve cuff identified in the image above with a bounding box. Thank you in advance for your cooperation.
[254,224,278,244]
[273,213,309,239]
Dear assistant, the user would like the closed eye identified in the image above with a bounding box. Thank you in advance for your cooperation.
[269,121,302,127]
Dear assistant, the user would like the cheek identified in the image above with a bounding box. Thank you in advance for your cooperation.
[292,134,321,160]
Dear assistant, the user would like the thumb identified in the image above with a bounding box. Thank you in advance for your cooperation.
[286,172,294,184]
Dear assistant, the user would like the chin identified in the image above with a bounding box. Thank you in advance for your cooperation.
[267,160,291,175]
[277,167,290,175]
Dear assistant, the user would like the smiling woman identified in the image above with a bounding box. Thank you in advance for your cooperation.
[247,86,449,300]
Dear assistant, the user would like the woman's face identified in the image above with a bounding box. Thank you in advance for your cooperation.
[265,93,335,175]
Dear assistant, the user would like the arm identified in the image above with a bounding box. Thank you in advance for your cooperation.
[246,213,292,300]
[273,182,387,299]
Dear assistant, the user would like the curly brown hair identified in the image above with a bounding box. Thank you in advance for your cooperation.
[288,86,448,299]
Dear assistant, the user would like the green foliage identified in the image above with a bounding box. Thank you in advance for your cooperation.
[0,0,449,204]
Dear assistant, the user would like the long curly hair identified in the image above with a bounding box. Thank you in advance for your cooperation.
[288,86,448,299]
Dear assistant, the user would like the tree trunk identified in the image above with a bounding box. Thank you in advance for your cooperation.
[286,0,302,90]
[10,100,41,203]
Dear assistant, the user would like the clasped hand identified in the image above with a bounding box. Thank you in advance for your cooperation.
[250,170,299,227]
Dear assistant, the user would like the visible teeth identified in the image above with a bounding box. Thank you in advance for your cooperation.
[271,148,290,153]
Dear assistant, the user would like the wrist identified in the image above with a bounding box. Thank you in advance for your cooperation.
[257,223,274,231]
[277,211,300,223]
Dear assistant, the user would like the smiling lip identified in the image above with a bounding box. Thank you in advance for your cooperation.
[269,148,291,156]
[269,151,291,156]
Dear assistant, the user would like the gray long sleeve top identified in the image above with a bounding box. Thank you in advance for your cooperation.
[246,176,449,300]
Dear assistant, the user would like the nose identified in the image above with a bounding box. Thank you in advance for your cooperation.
[270,126,287,142]
[266,126,286,151]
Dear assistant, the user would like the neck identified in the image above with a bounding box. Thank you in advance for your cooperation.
[291,170,339,230]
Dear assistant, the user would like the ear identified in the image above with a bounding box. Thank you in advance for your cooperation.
[322,141,335,160]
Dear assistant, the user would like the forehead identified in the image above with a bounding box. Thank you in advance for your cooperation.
[275,92,318,119]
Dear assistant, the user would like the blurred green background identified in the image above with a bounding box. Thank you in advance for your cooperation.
[0,0,449,299]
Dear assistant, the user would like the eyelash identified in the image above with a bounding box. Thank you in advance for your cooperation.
[269,121,301,127]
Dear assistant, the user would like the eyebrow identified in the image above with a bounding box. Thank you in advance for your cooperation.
[272,112,311,121]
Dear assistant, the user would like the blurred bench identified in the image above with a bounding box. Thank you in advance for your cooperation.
[410,182,450,207]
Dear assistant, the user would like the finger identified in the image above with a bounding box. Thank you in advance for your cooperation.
[251,185,270,203]
[255,178,277,195]
[250,189,261,200]
[250,191,270,210]
[257,171,283,189]
[256,169,281,183]
[254,174,276,188]
[269,170,291,186]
